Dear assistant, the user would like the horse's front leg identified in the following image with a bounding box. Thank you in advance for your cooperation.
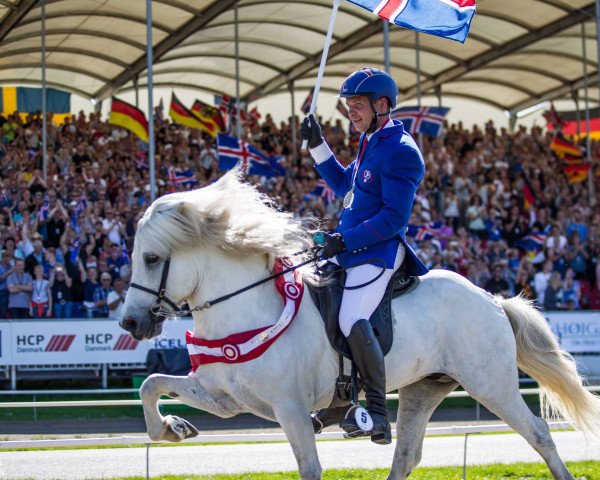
[140,373,205,442]
[275,404,323,480]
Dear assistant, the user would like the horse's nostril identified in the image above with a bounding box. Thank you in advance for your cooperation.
[121,317,138,332]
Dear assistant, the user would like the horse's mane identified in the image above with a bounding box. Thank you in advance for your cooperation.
[136,168,317,263]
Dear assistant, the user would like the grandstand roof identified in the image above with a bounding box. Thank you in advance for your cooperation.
[0,0,598,115]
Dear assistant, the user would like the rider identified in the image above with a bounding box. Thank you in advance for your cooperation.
[300,67,428,445]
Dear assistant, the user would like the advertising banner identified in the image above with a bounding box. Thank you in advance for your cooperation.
[546,312,600,353]
[0,318,192,366]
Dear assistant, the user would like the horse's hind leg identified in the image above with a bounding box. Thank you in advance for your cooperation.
[387,376,459,480]
[464,379,576,480]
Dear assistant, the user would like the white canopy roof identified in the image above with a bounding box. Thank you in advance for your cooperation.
[0,0,597,115]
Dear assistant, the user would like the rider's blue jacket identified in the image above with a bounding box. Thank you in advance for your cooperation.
[314,120,429,276]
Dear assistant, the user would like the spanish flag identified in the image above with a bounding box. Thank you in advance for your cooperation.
[562,163,591,184]
[550,135,583,158]
[109,97,149,142]
[169,93,216,136]
[192,99,226,134]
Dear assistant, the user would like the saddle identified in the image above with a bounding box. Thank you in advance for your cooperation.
[307,262,420,359]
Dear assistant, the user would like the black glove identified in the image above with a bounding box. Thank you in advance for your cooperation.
[300,114,324,149]
[322,233,346,258]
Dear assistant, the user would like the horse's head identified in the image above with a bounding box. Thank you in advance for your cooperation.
[120,170,314,340]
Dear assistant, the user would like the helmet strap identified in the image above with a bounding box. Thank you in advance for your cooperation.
[367,99,391,134]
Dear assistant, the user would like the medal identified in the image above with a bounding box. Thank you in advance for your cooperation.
[343,189,354,209]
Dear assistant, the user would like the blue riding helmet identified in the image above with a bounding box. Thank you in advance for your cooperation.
[338,68,398,109]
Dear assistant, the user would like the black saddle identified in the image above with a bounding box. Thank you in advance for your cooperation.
[307,262,420,359]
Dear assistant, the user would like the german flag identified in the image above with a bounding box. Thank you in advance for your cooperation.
[109,97,149,142]
[550,135,583,158]
[522,178,536,209]
[192,99,226,133]
[169,93,216,136]
[562,163,591,184]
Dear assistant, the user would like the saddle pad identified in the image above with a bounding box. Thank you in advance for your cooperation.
[307,262,419,359]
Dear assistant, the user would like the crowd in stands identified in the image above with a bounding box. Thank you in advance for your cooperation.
[0,108,598,320]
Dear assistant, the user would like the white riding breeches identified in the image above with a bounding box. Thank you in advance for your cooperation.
[337,244,406,337]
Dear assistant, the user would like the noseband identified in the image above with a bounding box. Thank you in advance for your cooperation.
[129,259,182,323]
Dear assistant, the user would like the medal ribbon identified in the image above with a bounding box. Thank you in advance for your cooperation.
[351,136,368,188]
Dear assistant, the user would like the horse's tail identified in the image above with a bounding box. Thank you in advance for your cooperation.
[499,294,600,438]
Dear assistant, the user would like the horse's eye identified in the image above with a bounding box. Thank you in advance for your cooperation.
[144,254,159,266]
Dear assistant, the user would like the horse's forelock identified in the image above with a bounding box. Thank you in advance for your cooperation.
[136,170,316,259]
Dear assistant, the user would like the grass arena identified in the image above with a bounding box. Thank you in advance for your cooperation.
[1,393,599,480]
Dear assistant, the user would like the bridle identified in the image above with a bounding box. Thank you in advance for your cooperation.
[129,250,322,324]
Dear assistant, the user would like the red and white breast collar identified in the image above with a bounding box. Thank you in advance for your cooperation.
[186,258,303,370]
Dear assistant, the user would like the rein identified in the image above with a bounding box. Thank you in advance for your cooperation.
[129,248,322,323]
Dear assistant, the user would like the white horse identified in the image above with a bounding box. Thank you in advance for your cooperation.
[121,170,600,480]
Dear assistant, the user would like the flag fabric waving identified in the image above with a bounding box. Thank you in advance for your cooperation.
[391,106,449,136]
[515,231,547,252]
[192,99,226,134]
[217,134,285,178]
[550,135,583,159]
[347,0,476,43]
[170,93,217,136]
[168,167,199,188]
[109,97,149,142]
[562,163,591,184]
[522,178,536,210]
[309,179,336,205]
[406,222,444,241]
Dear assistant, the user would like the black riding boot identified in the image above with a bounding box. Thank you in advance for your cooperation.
[340,319,391,445]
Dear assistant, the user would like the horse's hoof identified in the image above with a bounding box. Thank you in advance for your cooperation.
[162,415,199,442]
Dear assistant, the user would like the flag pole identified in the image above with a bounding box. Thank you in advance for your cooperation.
[415,31,423,151]
[41,0,47,183]
[301,0,341,151]
[235,3,242,139]
[146,0,156,202]
[383,20,390,74]
[581,22,595,204]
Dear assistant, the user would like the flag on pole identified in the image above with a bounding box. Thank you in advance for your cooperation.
[217,134,285,178]
[550,135,583,159]
[406,222,444,240]
[191,99,226,134]
[169,93,217,136]
[522,178,536,210]
[309,179,336,205]
[391,106,449,136]
[109,97,149,142]
[347,0,476,43]
[168,166,199,188]
[562,163,591,184]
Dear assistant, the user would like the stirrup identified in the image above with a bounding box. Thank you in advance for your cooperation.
[340,405,372,438]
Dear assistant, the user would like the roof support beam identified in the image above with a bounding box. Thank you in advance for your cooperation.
[0,0,37,42]
[400,4,596,101]
[242,19,382,102]
[93,0,239,100]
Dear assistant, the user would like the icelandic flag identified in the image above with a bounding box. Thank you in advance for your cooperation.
[406,221,443,240]
[347,0,476,43]
[168,167,199,188]
[391,106,450,136]
[217,134,285,178]
[515,231,548,252]
[309,179,336,205]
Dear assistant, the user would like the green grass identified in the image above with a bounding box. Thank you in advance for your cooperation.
[44,461,598,479]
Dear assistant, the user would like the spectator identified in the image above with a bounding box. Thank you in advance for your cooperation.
[107,277,126,319]
[7,258,32,318]
[82,266,99,318]
[544,272,563,311]
[50,265,73,318]
[533,260,553,306]
[106,243,128,280]
[24,233,45,276]
[0,251,14,317]
[485,262,510,297]
[93,272,113,318]
[30,264,51,318]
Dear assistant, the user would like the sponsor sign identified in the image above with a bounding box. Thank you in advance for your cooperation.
[0,318,192,365]
[547,312,600,353]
